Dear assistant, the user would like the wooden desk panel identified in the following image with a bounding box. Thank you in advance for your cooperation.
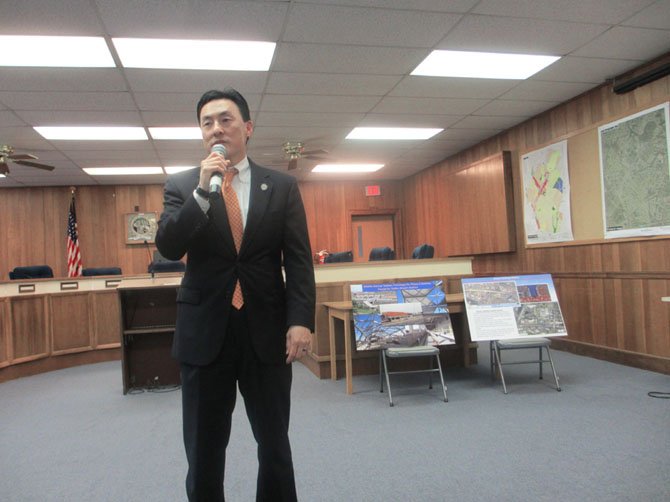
[10,295,48,363]
[51,292,92,355]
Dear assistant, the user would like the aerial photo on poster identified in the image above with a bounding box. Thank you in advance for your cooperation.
[461,274,567,342]
[350,280,454,351]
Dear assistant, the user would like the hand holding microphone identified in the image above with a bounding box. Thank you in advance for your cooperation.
[208,144,228,193]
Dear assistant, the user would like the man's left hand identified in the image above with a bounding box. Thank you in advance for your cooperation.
[286,325,312,364]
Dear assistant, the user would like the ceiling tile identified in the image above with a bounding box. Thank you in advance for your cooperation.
[438,14,609,54]
[284,4,463,47]
[572,26,670,60]
[472,0,656,24]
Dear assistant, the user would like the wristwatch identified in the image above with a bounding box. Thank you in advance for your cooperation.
[195,186,210,200]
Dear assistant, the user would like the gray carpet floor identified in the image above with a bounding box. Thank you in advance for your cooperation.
[1,345,668,502]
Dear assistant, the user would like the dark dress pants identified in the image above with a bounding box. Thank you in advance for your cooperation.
[180,307,296,502]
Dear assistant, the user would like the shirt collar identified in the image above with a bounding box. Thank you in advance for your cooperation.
[231,156,250,182]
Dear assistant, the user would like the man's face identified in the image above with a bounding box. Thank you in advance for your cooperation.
[199,98,253,164]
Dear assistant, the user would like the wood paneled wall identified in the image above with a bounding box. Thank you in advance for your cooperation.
[402,63,670,371]
[0,185,164,280]
[299,180,403,257]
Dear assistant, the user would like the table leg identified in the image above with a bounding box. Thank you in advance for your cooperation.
[344,313,353,394]
[328,314,337,380]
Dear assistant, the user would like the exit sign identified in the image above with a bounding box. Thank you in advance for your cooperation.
[365,185,381,197]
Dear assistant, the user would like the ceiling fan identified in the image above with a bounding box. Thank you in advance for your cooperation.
[282,141,328,170]
[0,145,55,175]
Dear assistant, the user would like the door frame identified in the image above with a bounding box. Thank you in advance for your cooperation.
[347,208,404,260]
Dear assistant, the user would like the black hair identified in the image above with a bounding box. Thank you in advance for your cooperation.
[196,88,251,123]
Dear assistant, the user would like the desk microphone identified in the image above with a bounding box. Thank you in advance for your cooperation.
[144,240,154,278]
[209,144,227,193]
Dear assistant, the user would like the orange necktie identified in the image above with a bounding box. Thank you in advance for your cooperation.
[223,168,244,309]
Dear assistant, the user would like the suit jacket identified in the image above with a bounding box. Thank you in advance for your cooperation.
[155,160,316,366]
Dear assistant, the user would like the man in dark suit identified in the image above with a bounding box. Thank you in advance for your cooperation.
[156,88,315,502]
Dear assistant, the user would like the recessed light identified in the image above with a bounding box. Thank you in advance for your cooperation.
[0,36,115,67]
[149,127,202,140]
[113,38,276,71]
[84,167,163,175]
[312,164,384,173]
[346,127,442,140]
[34,127,148,140]
[411,50,559,79]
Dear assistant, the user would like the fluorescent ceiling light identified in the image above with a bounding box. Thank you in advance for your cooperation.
[149,127,202,140]
[165,166,196,174]
[412,50,560,79]
[312,164,384,173]
[346,127,442,140]
[0,36,115,67]
[113,38,276,70]
[0,174,5,178]
[34,127,148,140]
[84,167,164,176]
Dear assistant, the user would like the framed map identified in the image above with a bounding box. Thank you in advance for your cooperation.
[598,102,670,239]
[521,140,574,244]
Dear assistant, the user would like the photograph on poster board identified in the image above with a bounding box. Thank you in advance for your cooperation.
[350,280,455,351]
[461,274,567,341]
[598,102,670,239]
[521,139,574,244]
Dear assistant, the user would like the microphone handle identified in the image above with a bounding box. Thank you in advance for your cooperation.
[209,173,223,193]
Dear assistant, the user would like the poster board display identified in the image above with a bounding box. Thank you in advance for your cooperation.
[350,280,455,351]
[461,274,567,342]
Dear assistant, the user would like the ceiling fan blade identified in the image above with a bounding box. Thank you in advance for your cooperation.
[13,160,55,171]
[302,148,328,156]
[287,158,298,171]
[9,153,38,161]
[0,160,9,175]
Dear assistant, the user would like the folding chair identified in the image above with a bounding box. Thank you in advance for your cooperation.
[379,346,447,406]
[490,338,561,394]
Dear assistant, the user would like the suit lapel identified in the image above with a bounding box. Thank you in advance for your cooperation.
[240,163,273,255]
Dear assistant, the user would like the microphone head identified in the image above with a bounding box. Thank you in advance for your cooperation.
[211,144,227,157]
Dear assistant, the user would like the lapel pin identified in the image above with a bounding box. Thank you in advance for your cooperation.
[261,183,268,191]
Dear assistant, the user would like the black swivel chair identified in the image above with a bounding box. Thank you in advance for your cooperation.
[9,265,54,280]
[369,247,395,261]
[324,251,354,263]
[82,267,122,276]
[412,244,435,259]
[149,260,186,273]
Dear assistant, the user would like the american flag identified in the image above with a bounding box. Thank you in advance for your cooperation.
[66,194,83,277]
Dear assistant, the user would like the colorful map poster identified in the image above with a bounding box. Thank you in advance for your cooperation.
[521,140,574,244]
[461,274,567,342]
[598,102,670,239]
[350,280,454,351]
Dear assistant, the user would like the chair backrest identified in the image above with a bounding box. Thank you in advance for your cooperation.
[324,251,353,263]
[369,247,395,261]
[149,260,185,273]
[9,265,54,280]
[412,244,435,259]
[82,267,122,276]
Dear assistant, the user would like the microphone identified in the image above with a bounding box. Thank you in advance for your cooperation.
[209,144,227,193]
[144,240,155,278]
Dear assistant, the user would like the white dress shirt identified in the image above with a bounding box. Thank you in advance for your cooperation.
[193,157,251,228]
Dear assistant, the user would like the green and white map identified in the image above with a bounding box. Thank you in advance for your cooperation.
[599,102,670,239]
[521,140,573,244]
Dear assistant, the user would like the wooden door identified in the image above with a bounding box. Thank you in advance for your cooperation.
[351,215,395,262]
